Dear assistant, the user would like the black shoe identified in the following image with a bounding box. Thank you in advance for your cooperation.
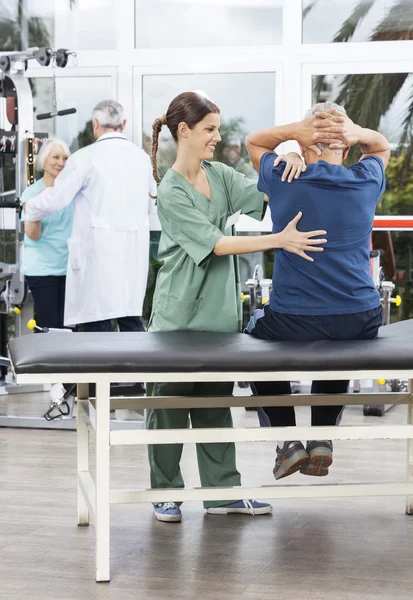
[273,441,309,481]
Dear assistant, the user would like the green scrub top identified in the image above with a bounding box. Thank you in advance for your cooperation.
[149,160,265,333]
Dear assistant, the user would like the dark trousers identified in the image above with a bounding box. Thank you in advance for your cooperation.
[26,275,73,395]
[25,275,66,329]
[245,304,383,427]
[83,316,144,332]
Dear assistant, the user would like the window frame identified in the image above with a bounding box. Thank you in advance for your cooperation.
[12,0,413,229]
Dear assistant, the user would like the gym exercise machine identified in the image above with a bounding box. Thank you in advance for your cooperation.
[243,264,272,313]
[0,46,77,336]
[0,48,146,429]
[362,249,404,416]
[0,46,79,428]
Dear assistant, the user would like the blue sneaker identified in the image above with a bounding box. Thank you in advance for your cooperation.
[153,502,182,522]
[206,500,272,515]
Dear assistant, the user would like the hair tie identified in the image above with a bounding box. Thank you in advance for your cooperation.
[160,114,167,125]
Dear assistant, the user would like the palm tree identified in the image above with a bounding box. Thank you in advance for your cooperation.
[0,1,52,107]
[0,1,51,52]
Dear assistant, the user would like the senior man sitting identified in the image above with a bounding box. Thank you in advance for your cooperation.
[245,101,390,481]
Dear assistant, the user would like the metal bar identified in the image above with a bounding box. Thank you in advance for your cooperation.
[0,48,40,61]
[0,415,76,430]
[77,402,90,526]
[78,400,95,432]
[14,369,413,385]
[110,424,413,447]
[95,381,111,583]
[109,482,413,505]
[406,380,413,515]
[374,217,413,229]
[77,472,95,517]
[0,413,145,430]
[94,392,410,411]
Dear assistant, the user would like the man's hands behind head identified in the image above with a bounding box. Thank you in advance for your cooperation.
[293,111,358,155]
[312,109,361,150]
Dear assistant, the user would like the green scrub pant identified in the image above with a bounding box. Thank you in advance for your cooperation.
[146,382,242,508]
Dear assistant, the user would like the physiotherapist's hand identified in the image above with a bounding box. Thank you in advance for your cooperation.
[312,109,362,149]
[277,211,327,262]
[274,152,306,183]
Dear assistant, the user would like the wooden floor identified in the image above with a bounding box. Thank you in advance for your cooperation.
[1,392,413,600]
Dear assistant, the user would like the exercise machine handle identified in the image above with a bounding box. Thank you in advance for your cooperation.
[0,200,20,209]
[56,108,77,117]
[36,108,77,120]
[27,319,72,333]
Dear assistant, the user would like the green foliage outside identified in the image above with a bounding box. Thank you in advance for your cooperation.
[73,120,94,152]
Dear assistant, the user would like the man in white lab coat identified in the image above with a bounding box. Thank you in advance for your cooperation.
[25,99,157,332]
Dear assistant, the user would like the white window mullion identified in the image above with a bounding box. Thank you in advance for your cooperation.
[117,65,134,141]
[282,0,303,123]
[297,40,413,64]
[116,0,135,53]
[132,68,143,146]
[279,0,303,154]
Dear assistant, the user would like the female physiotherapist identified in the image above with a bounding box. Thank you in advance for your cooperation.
[148,91,326,522]
[21,138,73,329]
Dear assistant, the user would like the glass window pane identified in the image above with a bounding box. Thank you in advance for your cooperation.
[30,76,113,151]
[136,0,282,48]
[0,0,115,51]
[303,0,413,44]
[312,72,413,216]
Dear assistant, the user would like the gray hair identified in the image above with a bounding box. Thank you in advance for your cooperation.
[305,101,347,155]
[92,99,124,129]
[35,138,71,171]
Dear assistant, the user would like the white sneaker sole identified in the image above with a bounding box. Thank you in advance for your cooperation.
[206,505,272,515]
[154,512,182,522]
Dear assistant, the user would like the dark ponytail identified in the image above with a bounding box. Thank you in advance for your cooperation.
[151,114,166,184]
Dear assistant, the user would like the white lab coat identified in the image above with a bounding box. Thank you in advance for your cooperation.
[25,132,157,327]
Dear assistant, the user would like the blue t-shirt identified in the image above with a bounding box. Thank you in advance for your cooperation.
[258,153,385,315]
[21,178,73,276]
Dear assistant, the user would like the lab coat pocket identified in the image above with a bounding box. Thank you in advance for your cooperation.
[67,237,82,271]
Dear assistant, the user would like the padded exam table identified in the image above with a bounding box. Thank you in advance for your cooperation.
[8,320,413,582]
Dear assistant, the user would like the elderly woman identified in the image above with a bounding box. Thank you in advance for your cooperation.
[20,138,73,329]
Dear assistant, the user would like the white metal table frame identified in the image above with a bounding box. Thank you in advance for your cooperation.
[14,367,413,582]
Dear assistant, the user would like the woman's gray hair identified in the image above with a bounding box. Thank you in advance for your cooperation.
[92,99,124,129]
[305,101,347,155]
[35,138,71,171]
